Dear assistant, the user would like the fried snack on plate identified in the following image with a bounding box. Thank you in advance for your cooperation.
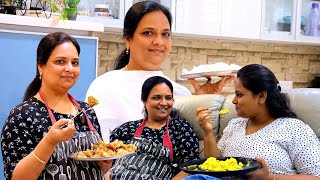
[74,139,136,158]
[88,96,99,107]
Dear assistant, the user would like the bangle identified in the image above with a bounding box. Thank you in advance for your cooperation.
[31,151,47,164]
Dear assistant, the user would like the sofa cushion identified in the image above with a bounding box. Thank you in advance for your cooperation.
[174,94,226,141]
[286,88,320,138]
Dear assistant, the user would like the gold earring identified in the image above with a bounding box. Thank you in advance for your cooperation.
[39,74,42,80]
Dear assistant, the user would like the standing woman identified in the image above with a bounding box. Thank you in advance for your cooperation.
[108,76,200,180]
[197,64,320,179]
[1,32,111,180]
[86,1,234,141]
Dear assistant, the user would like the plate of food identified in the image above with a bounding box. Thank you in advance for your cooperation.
[180,157,261,178]
[180,62,240,80]
[69,139,137,161]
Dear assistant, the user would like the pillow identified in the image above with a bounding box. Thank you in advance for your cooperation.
[174,94,226,140]
[286,88,320,138]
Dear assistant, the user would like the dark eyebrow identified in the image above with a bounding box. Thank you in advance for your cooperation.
[141,27,171,32]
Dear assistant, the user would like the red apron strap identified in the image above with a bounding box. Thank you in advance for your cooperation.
[134,118,147,137]
[68,94,96,131]
[163,118,173,160]
[134,117,173,160]
[38,89,56,124]
[38,89,96,131]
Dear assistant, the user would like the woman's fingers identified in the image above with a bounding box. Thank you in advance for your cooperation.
[188,78,200,91]
[196,107,209,115]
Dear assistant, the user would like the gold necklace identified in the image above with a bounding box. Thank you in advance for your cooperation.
[125,65,129,71]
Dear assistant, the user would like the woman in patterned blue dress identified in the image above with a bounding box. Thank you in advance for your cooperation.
[1,32,112,180]
[107,76,200,180]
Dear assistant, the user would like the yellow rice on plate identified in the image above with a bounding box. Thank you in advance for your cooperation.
[199,157,243,171]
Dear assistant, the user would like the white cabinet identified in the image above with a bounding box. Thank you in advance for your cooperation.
[221,0,262,39]
[261,0,297,41]
[174,0,221,36]
[295,0,320,44]
[76,0,125,28]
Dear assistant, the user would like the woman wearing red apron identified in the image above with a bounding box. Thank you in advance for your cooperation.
[109,76,200,180]
[1,32,111,180]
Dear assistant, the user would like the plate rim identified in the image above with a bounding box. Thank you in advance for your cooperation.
[180,157,261,177]
[68,152,136,161]
[180,70,238,80]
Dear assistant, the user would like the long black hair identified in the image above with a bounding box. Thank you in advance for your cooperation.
[114,1,172,70]
[237,64,297,119]
[23,32,80,101]
[141,76,173,117]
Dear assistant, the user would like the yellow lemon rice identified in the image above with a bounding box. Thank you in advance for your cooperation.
[219,109,230,115]
[199,157,243,171]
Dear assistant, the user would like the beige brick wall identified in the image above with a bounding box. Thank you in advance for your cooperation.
[94,32,320,94]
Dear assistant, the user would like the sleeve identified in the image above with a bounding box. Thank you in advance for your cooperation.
[1,106,34,179]
[174,119,200,165]
[110,121,137,144]
[288,121,320,176]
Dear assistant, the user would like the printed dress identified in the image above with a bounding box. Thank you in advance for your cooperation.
[218,117,320,176]
[1,97,105,180]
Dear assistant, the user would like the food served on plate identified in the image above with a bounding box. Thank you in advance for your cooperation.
[188,157,243,171]
[88,96,99,107]
[182,62,241,75]
[74,139,137,158]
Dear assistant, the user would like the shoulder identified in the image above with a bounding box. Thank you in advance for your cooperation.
[89,70,121,84]
[77,100,90,109]
[110,119,142,141]
[4,98,41,127]
[114,119,142,131]
[169,116,195,132]
[276,117,316,136]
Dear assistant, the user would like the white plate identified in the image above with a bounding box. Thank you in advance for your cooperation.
[69,152,136,161]
[180,70,238,80]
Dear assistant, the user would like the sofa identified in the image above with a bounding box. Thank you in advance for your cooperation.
[173,88,320,158]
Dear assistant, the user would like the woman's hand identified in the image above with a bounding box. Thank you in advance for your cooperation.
[188,76,235,95]
[247,157,273,180]
[97,160,113,174]
[43,118,76,146]
[196,107,213,134]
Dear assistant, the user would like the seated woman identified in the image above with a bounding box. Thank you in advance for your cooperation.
[107,76,200,180]
[196,64,320,179]
[1,32,111,180]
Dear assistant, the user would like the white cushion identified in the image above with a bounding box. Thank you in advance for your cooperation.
[286,88,320,138]
[174,94,225,140]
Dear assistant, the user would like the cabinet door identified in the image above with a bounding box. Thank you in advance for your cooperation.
[174,0,221,36]
[261,0,297,41]
[221,0,262,39]
[296,0,320,44]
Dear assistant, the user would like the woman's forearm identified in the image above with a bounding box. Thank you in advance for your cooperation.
[172,171,189,180]
[203,131,221,158]
[12,135,56,180]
